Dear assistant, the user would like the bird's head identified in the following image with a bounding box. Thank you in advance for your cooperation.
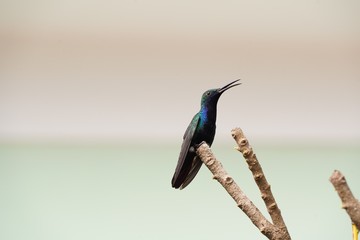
[200,79,241,106]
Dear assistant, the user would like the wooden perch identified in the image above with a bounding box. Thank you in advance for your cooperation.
[330,170,360,230]
[196,128,291,240]
[231,128,289,233]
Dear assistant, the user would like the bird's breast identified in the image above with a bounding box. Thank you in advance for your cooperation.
[194,121,216,146]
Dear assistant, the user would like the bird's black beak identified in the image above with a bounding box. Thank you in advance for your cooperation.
[218,79,241,94]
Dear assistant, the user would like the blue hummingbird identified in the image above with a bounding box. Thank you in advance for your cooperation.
[172,79,241,189]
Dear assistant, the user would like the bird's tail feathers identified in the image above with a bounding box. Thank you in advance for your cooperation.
[179,157,203,190]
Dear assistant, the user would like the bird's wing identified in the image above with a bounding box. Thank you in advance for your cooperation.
[182,113,199,140]
[171,113,200,188]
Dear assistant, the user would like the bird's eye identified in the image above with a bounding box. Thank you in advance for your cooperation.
[206,91,210,96]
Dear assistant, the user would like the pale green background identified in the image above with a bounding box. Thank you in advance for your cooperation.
[0,143,359,239]
[1,0,360,239]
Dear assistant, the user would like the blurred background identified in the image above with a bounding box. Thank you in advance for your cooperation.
[0,0,359,239]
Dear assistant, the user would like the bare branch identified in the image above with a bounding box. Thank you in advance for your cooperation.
[196,143,278,239]
[196,128,291,240]
[330,170,360,230]
[231,128,288,231]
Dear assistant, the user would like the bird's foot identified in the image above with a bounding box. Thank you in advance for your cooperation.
[189,141,207,153]
[196,141,207,148]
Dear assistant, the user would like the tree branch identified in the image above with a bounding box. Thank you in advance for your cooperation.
[329,170,360,230]
[231,128,289,233]
[195,127,291,240]
[196,143,277,239]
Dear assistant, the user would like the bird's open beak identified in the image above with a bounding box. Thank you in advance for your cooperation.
[218,79,241,93]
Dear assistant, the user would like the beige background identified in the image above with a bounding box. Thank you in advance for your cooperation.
[1,0,359,143]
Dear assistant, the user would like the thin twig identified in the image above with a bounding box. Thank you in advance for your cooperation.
[330,170,360,230]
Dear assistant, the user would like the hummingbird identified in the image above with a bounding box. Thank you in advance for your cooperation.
[171,79,241,189]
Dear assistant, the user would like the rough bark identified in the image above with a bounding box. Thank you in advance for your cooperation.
[330,170,360,230]
[195,127,291,240]
[231,128,289,234]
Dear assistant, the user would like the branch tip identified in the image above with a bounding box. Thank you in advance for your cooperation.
[330,169,360,230]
